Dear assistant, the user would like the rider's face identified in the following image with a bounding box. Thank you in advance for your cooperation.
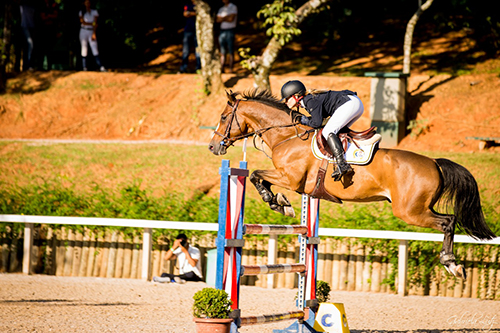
[286,96,298,109]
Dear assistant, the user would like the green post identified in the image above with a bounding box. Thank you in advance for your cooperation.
[364,72,409,148]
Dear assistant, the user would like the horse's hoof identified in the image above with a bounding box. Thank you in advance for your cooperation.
[276,193,291,206]
[446,263,467,280]
[283,205,295,218]
[455,265,467,280]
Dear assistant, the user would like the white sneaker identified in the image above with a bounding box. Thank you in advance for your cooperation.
[174,277,186,284]
[153,276,170,283]
[100,66,107,72]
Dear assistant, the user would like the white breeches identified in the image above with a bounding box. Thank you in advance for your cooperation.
[322,94,364,139]
[79,28,99,57]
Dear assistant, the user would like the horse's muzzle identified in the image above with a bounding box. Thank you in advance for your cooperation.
[208,141,227,155]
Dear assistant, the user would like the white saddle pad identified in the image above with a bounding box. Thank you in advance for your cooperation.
[311,131,382,165]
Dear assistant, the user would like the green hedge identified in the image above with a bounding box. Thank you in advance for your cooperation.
[1,181,498,236]
[1,182,498,298]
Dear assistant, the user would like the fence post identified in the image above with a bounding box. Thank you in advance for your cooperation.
[267,234,278,289]
[23,223,34,275]
[398,239,408,296]
[142,228,152,281]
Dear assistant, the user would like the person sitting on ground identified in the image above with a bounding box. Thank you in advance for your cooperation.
[153,233,203,284]
[281,80,365,181]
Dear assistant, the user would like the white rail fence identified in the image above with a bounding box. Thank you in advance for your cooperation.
[1,214,499,296]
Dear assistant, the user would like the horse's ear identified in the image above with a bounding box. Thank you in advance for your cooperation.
[226,90,235,106]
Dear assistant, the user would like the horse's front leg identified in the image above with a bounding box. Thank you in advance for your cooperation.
[250,169,295,218]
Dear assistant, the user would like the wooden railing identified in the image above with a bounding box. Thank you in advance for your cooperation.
[1,214,499,297]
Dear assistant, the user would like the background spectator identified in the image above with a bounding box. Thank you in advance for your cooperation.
[153,233,203,284]
[79,0,105,72]
[39,0,59,71]
[179,0,201,74]
[216,0,237,73]
[20,0,37,71]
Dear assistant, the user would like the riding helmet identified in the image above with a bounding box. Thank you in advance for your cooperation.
[280,80,306,101]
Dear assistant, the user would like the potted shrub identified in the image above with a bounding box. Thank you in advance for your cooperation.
[316,280,331,303]
[193,287,233,333]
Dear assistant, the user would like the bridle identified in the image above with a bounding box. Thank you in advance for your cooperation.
[213,98,313,151]
[213,99,243,148]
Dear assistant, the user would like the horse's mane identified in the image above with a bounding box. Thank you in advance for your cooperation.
[229,89,291,114]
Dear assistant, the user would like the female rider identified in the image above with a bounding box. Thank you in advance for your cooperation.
[281,80,364,181]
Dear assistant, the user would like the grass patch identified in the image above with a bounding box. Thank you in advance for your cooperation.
[0,142,498,233]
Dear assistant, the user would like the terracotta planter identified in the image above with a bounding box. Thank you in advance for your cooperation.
[193,317,233,333]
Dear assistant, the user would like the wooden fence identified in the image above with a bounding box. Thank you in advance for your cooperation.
[1,222,499,300]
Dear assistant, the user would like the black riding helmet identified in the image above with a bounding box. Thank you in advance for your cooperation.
[280,80,306,102]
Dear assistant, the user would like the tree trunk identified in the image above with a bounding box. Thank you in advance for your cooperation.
[195,0,222,96]
[0,0,13,94]
[403,0,434,74]
[252,0,332,92]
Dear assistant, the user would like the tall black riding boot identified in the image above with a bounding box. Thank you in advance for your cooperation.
[327,133,353,181]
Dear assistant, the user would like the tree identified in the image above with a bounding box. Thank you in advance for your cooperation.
[240,0,332,92]
[194,0,222,96]
[0,0,13,94]
[402,0,435,74]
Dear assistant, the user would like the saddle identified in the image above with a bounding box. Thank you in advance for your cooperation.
[316,126,377,158]
[310,126,378,203]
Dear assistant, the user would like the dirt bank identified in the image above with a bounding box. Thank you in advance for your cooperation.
[0,71,499,152]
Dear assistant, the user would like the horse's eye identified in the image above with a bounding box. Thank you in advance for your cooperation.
[221,114,227,121]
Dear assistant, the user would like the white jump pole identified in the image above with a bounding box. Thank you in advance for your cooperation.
[242,137,248,162]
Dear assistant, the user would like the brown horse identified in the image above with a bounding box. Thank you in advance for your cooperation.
[208,90,496,280]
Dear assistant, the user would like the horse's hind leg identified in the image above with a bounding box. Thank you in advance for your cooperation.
[393,203,466,279]
[439,214,467,279]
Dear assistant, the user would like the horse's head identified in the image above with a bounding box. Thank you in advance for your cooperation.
[208,90,250,155]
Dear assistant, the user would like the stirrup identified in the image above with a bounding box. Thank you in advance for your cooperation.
[331,163,353,181]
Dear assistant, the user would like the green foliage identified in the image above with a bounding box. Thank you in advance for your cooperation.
[238,47,257,71]
[193,288,232,319]
[319,201,411,231]
[316,280,331,303]
[257,0,301,46]
[407,119,430,138]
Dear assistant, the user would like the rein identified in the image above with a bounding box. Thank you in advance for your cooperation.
[213,99,312,152]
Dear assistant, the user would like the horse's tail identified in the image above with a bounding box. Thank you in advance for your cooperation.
[435,158,496,240]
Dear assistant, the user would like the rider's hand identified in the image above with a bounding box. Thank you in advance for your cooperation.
[291,111,302,123]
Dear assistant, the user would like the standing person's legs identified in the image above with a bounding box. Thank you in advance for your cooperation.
[22,26,34,70]
[79,29,90,70]
[180,31,191,73]
[88,37,104,71]
[219,30,228,71]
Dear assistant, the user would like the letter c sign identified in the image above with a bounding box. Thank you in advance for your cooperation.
[321,313,333,327]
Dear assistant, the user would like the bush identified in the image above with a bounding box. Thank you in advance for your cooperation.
[316,280,331,303]
[193,288,233,319]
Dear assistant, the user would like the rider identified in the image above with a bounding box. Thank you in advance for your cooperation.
[281,80,364,181]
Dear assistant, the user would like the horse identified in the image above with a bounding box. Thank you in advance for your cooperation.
[208,89,496,280]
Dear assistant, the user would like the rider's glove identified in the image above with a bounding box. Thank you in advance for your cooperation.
[291,111,303,123]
